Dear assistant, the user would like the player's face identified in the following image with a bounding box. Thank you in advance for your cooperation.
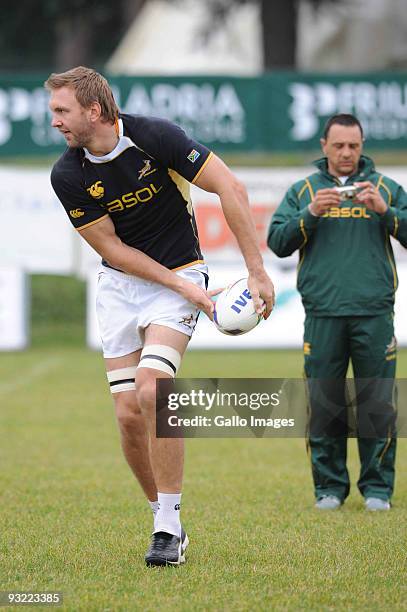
[320,124,363,177]
[49,86,94,148]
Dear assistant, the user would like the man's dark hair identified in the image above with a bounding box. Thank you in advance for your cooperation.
[323,114,364,139]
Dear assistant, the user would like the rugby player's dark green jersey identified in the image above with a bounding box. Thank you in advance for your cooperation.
[268,156,407,316]
[51,114,213,271]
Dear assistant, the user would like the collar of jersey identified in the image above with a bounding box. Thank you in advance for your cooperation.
[83,119,135,163]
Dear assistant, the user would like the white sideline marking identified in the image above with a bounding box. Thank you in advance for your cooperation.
[0,357,63,397]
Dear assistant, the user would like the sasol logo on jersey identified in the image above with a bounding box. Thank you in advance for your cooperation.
[323,207,371,219]
[87,181,104,199]
[230,288,252,314]
[69,208,84,218]
[105,182,163,213]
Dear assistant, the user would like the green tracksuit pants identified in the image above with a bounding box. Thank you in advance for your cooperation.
[304,314,397,502]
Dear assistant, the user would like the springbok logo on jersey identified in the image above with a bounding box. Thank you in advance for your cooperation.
[138,159,157,180]
[87,181,104,199]
[70,208,84,218]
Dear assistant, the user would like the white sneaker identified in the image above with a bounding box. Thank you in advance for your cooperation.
[365,497,390,511]
[315,495,342,510]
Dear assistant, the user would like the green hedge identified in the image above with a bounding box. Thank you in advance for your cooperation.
[30,274,86,347]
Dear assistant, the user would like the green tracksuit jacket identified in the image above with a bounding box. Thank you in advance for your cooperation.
[267,156,407,316]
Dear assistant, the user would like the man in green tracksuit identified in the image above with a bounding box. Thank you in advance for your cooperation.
[268,114,407,511]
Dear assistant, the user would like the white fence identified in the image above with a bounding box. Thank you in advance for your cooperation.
[1,165,407,350]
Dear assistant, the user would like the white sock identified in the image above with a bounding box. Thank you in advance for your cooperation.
[148,500,159,518]
[154,492,182,537]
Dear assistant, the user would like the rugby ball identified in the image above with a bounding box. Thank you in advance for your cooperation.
[213,278,264,336]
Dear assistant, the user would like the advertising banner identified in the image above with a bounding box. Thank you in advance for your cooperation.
[2,164,406,276]
[0,165,309,274]
[0,75,262,156]
[268,72,407,151]
[2,72,407,156]
[0,167,75,274]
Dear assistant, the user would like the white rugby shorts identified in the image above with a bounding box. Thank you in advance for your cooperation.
[96,263,209,358]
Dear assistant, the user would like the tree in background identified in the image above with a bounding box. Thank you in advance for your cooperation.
[0,0,146,71]
[0,0,342,72]
[186,0,342,69]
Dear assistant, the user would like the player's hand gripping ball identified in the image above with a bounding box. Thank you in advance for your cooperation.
[213,278,265,335]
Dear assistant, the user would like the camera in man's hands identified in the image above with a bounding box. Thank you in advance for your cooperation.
[334,185,359,200]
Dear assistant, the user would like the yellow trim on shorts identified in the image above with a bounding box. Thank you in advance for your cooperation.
[171,259,205,272]
[77,214,109,231]
[191,152,214,184]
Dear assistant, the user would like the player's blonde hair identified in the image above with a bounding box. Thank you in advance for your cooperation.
[44,66,119,124]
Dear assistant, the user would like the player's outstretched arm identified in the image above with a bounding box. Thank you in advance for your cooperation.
[78,216,216,318]
[193,155,275,317]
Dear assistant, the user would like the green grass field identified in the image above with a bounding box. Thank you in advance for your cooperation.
[0,346,406,611]
[2,147,407,609]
